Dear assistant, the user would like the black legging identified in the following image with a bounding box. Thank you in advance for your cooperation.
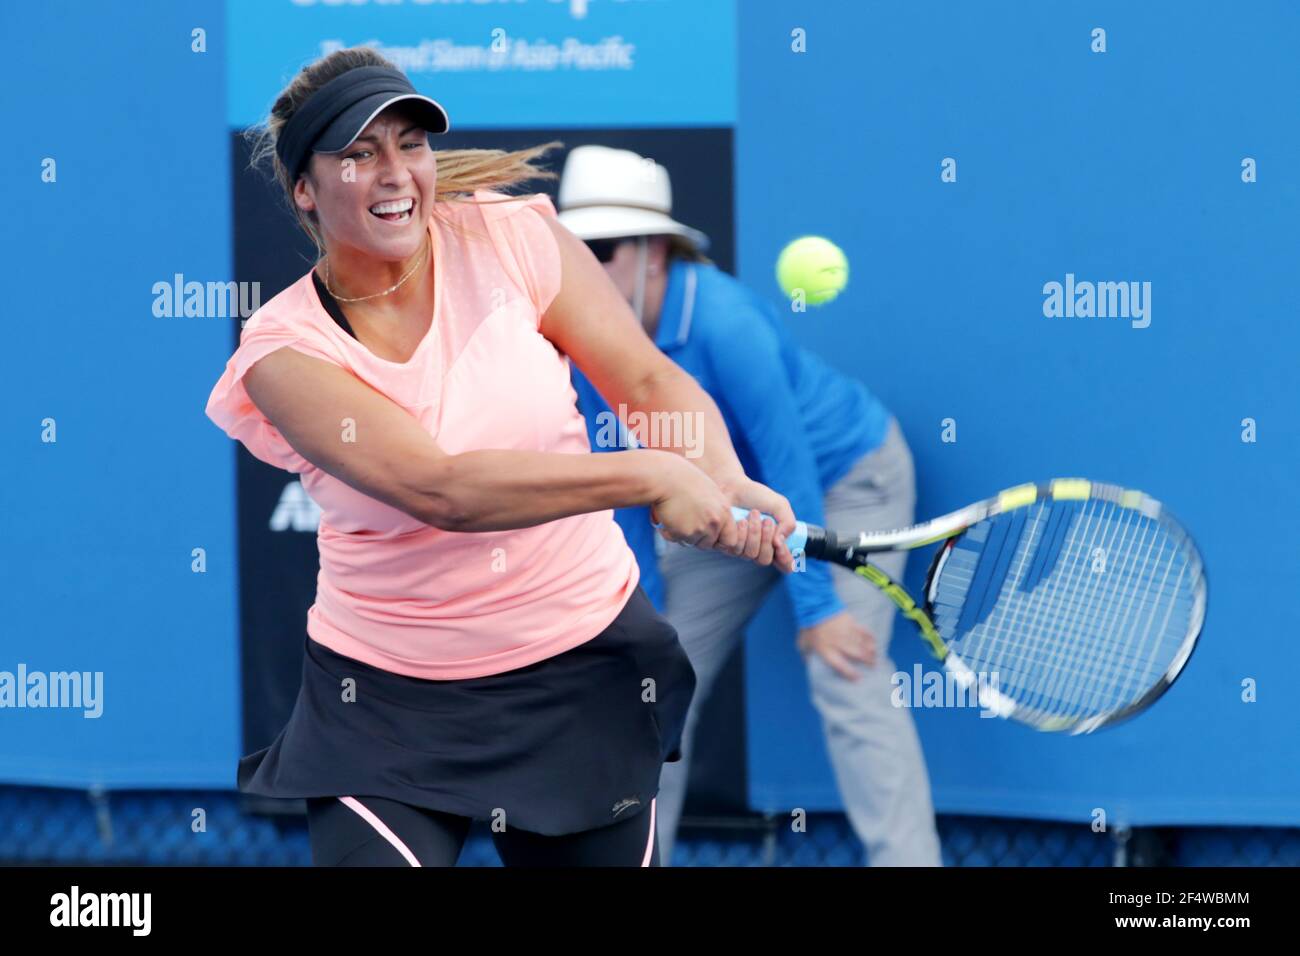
[306,794,661,867]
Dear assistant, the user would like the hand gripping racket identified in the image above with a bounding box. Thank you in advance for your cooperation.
[727,478,1207,734]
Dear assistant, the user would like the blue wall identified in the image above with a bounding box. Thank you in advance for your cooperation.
[2,0,237,786]
[737,0,1300,826]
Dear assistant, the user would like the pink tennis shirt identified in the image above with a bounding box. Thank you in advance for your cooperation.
[205,190,639,680]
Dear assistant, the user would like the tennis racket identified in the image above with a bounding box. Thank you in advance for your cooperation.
[727,478,1207,734]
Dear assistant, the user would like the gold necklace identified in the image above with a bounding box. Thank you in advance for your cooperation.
[323,235,430,304]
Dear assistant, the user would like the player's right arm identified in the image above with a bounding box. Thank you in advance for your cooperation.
[241,345,738,540]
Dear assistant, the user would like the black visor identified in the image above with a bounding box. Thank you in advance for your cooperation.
[277,66,450,180]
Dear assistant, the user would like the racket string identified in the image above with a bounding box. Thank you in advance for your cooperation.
[932,498,1199,723]
[992,524,1186,713]
[1041,501,1145,718]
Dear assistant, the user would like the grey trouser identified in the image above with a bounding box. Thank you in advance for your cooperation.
[655,418,942,866]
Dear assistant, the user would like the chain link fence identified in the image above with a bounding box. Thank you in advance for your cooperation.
[2,786,1296,867]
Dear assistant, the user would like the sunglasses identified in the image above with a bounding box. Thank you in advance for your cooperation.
[583,238,625,263]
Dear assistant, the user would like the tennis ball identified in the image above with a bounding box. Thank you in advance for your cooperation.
[776,236,849,306]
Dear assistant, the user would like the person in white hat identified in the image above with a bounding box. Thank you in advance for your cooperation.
[560,145,942,867]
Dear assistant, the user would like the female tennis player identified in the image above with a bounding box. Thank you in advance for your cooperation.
[204,47,796,867]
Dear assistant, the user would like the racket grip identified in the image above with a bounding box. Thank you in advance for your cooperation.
[729,506,808,553]
[651,507,809,553]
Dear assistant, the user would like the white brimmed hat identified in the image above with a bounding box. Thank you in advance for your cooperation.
[556,145,710,254]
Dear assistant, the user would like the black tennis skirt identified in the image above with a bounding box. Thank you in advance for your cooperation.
[237,585,696,836]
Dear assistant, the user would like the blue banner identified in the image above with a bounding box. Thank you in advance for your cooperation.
[228,0,736,128]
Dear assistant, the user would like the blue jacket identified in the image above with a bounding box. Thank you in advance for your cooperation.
[571,259,891,628]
